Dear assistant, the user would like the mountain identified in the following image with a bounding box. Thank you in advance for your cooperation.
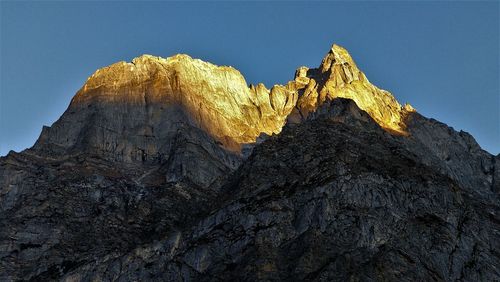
[1,44,498,281]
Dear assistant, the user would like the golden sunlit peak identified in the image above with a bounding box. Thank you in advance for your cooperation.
[294,42,412,135]
[74,43,415,151]
[320,44,359,74]
[331,44,358,67]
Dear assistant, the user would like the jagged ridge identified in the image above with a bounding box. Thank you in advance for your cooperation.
[65,44,414,153]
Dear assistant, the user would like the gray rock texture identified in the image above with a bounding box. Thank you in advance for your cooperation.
[1,120,240,280]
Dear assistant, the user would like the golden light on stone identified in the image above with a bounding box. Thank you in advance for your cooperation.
[73,44,414,151]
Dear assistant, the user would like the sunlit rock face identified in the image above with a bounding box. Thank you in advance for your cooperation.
[290,44,415,134]
[47,43,413,157]
[71,54,297,152]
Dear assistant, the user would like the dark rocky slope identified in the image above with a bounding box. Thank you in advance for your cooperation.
[50,99,499,281]
[0,122,240,280]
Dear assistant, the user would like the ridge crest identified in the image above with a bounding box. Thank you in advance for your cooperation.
[61,43,415,153]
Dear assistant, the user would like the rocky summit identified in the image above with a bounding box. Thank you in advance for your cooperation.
[1,44,499,281]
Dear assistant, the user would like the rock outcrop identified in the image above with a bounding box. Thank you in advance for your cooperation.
[38,54,298,154]
[290,44,414,134]
[33,44,412,159]
[1,43,498,281]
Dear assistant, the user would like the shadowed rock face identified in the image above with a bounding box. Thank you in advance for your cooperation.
[1,44,499,281]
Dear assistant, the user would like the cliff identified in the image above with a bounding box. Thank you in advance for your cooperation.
[1,43,498,281]
[33,44,412,158]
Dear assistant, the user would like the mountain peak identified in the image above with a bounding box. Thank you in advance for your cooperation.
[321,44,358,72]
[48,43,414,158]
[293,43,414,134]
[3,41,497,282]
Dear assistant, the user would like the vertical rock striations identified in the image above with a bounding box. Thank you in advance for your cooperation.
[36,54,298,156]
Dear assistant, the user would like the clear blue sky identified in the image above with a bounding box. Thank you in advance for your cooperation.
[1,1,498,155]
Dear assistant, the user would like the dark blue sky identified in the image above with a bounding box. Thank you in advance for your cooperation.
[1,1,498,155]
